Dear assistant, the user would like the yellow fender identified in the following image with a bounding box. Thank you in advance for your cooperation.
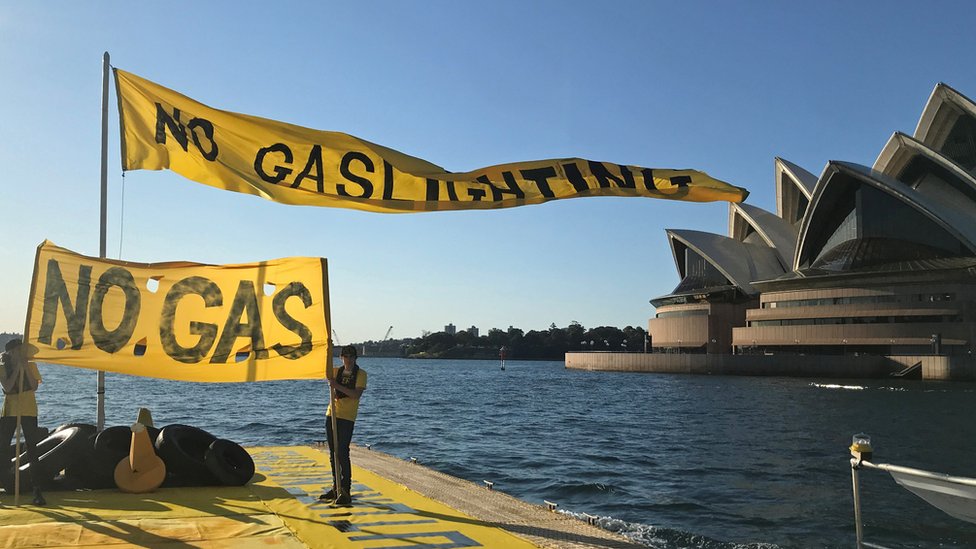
[114,422,166,493]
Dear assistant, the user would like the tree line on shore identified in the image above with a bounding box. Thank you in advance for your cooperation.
[2,323,649,363]
[356,322,648,360]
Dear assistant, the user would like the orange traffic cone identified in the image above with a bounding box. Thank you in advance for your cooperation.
[114,422,166,493]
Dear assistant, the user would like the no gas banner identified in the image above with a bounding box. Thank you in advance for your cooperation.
[24,241,330,382]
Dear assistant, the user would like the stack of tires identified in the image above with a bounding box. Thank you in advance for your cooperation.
[2,423,254,491]
[153,425,255,487]
[1,424,85,492]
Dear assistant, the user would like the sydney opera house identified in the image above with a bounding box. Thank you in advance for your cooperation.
[569,83,976,380]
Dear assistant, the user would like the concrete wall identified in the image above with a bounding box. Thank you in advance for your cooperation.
[733,323,968,346]
[648,315,709,347]
[565,352,888,378]
[565,352,976,380]
[649,301,752,350]
[736,282,976,350]
[885,354,976,381]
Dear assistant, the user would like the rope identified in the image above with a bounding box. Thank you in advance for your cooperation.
[117,171,126,259]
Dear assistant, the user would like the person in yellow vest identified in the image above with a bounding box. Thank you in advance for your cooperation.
[320,344,367,505]
[0,339,46,505]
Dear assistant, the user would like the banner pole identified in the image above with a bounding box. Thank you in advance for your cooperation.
[17,243,43,507]
[321,259,342,498]
[12,367,24,506]
[97,52,109,430]
[329,386,341,496]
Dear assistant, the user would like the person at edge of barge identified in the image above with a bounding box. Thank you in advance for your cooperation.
[0,339,46,506]
[320,344,367,506]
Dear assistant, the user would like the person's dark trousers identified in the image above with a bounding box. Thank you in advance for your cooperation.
[0,416,45,491]
[326,416,355,495]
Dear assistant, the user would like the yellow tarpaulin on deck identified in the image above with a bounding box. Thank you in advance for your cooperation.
[0,446,539,549]
[24,241,330,382]
[115,68,748,213]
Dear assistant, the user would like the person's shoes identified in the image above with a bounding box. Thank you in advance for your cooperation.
[318,489,337,501]
[334,491,351,505]
[32,488,46,506]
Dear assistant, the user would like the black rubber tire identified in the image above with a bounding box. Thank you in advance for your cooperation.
[1,425,89,491]
[5,424,52,459]
[70,425,163,489]
[64,432,113,489]
[94,424,161,454]
[81,426,131,489]
[53,422,96,437]
[204,439,255,486]
[155,424,217,485]
[50,422,100,487]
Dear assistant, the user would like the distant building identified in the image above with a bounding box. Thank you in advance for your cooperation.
[445,323,456,335]
[468,326,479,338]
[650,83,976,361]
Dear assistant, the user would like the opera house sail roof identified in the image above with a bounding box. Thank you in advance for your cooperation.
[649,82,976,365]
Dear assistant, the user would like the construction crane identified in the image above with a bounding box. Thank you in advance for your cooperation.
[358,326,393,356]
[368,326,394,356]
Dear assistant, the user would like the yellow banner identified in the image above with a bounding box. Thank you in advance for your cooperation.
[24,241,330,382]
[115,69,748,213]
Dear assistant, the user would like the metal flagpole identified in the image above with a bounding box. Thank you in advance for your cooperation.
[97,51,109,430]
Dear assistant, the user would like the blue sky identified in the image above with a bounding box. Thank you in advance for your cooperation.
[2,1,975,344]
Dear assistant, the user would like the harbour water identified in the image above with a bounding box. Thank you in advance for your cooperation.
[30,358,976,548]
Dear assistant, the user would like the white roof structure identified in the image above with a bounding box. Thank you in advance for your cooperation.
[666,229,784,295]
[655,81,976,306]
[875,132,976,203]
[915,84,976,148]
[794,161,976,271]
[775,157,817,226]
[729,202,797,270]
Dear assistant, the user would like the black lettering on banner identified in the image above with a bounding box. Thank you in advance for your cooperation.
[155,104,189,150]
[426,179,460,201]
[519,167,558,198]
[271,282,314,359]
[38,259,92,350]
[254,143,294,184]
[211,280,269,364]
[642,168,690,190]
[562,162,590,192]
[476,173,526,202]
[160,276,222,364]
[187,118,219,161]
[89,267,141,353]
[337,152,375,198]
[294,145,324,192]
[589,162,635,189]
[155,104,219,161]
[641,168,656,190]
[382,160,395,200]
[466,184,487,201]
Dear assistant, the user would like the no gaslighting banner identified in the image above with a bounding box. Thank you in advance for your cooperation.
[24,241,330,382]
[115,69,749,213]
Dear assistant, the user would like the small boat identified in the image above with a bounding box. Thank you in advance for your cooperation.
[849,433,976,548]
